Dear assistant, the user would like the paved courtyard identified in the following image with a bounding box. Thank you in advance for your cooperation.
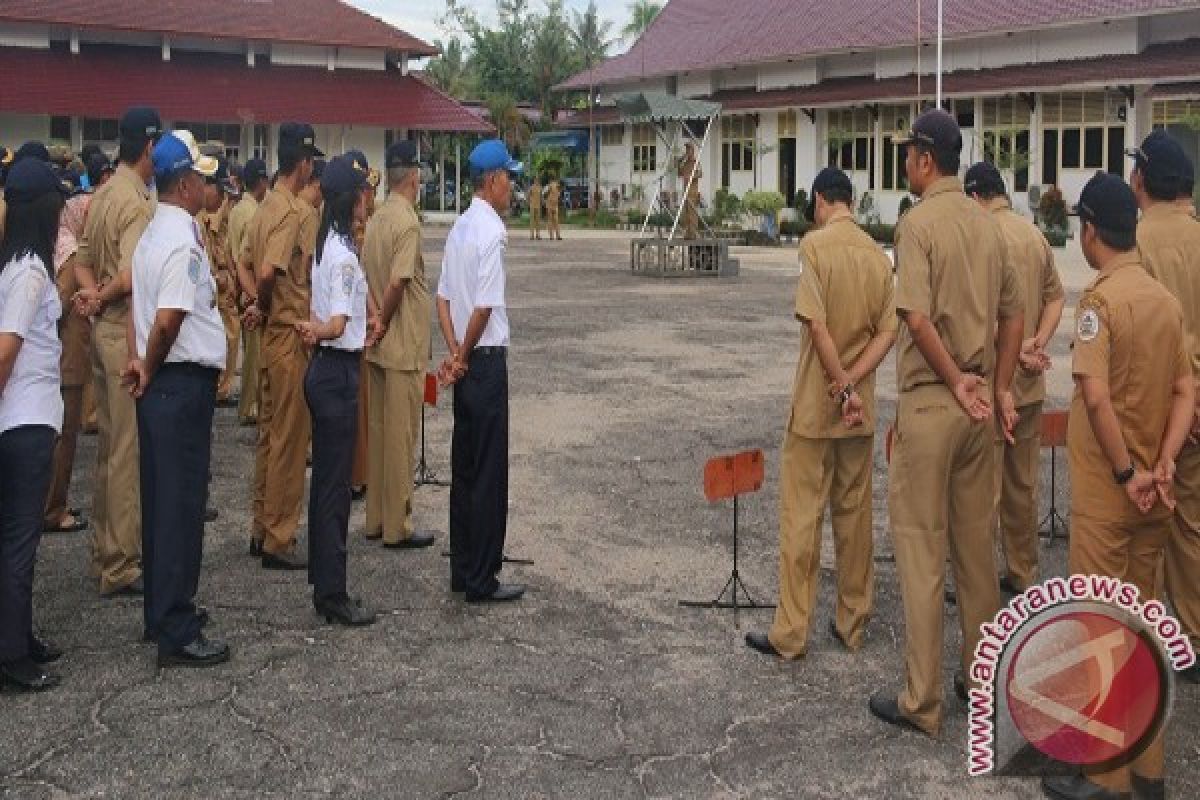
[3,229,1197,799]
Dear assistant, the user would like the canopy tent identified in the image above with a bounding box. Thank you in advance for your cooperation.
[529,130,590,154]
[616,91,722,241]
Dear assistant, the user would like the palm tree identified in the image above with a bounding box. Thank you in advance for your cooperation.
[426,38,471,98]
[622,0,662,41]
[571,1,615,71]
[484,93,533,154]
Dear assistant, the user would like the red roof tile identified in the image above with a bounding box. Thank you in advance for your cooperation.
[0,47,492,132]
[560,0,1198,90]
[0,0,437,55]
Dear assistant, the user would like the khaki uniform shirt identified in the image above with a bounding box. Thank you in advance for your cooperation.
[529,181,543,212]
[227,193,258,267]
[894,176,1023,392]
[247,185,311,328]
[991,201,1064,407]
[546,181,561,210]
[790,212,897,439]
[363,194,430,371]
[1068,252,1189,523]
[199,200,236,310]
[1138,202,1200,388]
[77,163,154,324]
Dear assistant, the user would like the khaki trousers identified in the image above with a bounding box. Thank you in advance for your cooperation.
[238,326,260,422]
[1070,511,1169,790]
[889,384,1000,735]
[351,355,369,488]
[90,317,142,593]
[216,302,241,402]
[546,209,561,239]
[43,385,82,527]
[768,433,874,658]
[530,207,542,238]
[255,325,310,555]
[366,364,422,543]
[1166,442,1200,654]
[993,401,1042,590]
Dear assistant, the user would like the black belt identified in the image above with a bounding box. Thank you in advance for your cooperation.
[159,362,220,378]
[470,346,507,358]
[315,347,362,361]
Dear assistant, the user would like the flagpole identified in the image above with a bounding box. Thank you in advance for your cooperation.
[936,0,943,106]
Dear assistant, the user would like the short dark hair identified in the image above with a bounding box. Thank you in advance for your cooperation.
[155,169,187,196]
[1141,166,1188,203]
[117,134,149,166]
[818,186,853,209]
[0,191,65,274]
[1088,221,1136,252]
[277,145,309,175]
[915,142,960,177]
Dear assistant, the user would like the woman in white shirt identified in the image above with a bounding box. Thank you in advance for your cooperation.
[297,155,378,627]
[0,157,68,692]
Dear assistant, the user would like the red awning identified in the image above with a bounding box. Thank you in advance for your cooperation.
[0,47,492,133]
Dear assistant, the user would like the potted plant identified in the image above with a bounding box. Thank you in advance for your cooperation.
[743,190,786,240]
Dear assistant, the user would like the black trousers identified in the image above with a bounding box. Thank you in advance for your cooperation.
[137,363,217,654]
[0,425,55,663]
[304,348,359,601]
[450,348,509,598]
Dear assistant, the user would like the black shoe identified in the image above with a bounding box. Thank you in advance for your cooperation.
[383,531,437,550]
[204,507,218,523]
[450,578,466,593]
[157,635,231,669]
[466,583,525,604]
[249,537,264,556]
[829,620,850,650]
[28,635,63,664]
[868,691,923,734]
[314,595,377,627]
[744,632,782,658]
[954,672,968,704]
[0,658,60,692]
[1178,662,1200,684]
[1041,774,1130,800]
[105,576,144,597]
[1131,775,1165,800]
[262,550,307,570]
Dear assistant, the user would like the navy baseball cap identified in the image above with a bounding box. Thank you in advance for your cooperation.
[278,123,324,157]
[15,141,50,163]
[1074,172,1138,234]
[963,161,1007,196]
[86,153,114,187]
[468,139,522,178]
[320,154,369,196]
[897,108,962,154]
[385,141,424,169]
[310,158,327,182]
[1127,129,1195,185]
[242,158,269,186]
[4,157,69,203]
[152,130,218,181]
[806,166,854,220]
[206,156,237,194]
[119,107,163,143]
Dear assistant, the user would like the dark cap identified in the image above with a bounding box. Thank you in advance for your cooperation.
[278,122,325,158]
[86,153,114,187]
[310,158,327,182]
[385,141,423,169]
[963,161,1007,196]
[4,157,70,203]
[242,158,269,187]
[1074,172,1138,234]
[15,141,50,163]
[206,156,237,194]
[896,108,962,154]
[119,107,163,143]
[345,149,369,171]
[320,154,369,196]
[1127,129,1195,186]
[805,166,854,220]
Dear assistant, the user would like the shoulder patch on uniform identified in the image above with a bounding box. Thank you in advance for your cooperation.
[341,262,355,296]
[188,253,203,285]
[1077,308,1100,342]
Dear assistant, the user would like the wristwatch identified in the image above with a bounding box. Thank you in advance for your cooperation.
[1113,464,1136,485]
[839,383,856,405]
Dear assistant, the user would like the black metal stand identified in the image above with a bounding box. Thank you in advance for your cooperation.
[414,399,449,488]
[680,496,774,612]
[1038,446,1069,544]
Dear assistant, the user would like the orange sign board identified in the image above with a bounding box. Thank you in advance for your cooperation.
[424,373,438,406]
[703,450,765,503]
[1041,410,1068,448]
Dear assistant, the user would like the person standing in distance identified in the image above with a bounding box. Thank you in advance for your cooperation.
[436,140,524,604]
[228,158,268,428]
[122,131,230,668]
[545,176,563,242]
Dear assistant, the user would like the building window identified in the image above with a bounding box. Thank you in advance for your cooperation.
[1153,98,1200,127]
[600,125,623,147]
[721,115,756,180]
[251,124,270,162]
[1040,92,1126,182]
[880,104,911,191]
[826,108,873,188]
[50,116,72,144]
[981,96,1031,192]
[177,121,243,162]
[778,110,798,138]
[943,98,975,129]
[81,117,118,145]
[632,123,657,173]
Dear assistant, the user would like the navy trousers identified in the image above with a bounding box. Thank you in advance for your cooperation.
[137,363,217,654]
[0,425,55,663]
[304,347,359,601]
[449,348,509,599]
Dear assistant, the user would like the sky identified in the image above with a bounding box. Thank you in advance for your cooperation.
[348,0,631,58]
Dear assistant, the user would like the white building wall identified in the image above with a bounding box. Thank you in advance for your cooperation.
[271,43,329,68]
[1035,18,1137,62]
[757,112,778,196]
[758,61,819,90]
[0,113,49,146]
[0,23,49,49]
[335,47,386,71]
[678,72,714,98]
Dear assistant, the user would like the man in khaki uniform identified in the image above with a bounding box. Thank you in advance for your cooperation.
[868,110,1024,737]
[242,123,323,569]
[73,107,161,596]
[545,177,563,241]
[678,142,702,240]
[363,142,437,550]
[228,158,268,426]
[529,176,543,240]
[964,162,1065,594]
[744,167,896,660]
[1128,130,1200,686]
[199,158,240,405]
[1042,172,1194,800]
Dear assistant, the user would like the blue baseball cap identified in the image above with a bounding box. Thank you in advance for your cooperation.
[152,130,218,181]
[468,139,522,179]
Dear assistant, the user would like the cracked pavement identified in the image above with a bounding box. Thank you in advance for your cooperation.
[3,231,1197,798]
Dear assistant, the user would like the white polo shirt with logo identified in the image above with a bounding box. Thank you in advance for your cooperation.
[437,197,510,348]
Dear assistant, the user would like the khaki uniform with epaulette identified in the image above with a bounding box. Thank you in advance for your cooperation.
[228,190,260,423]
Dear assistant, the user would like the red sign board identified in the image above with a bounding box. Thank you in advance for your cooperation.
[424,373,438,406]
[703,450,765,503]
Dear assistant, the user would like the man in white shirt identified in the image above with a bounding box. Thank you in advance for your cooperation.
[436,140,523,604]
[123,130,230,668]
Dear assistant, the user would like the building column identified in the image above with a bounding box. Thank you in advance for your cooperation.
[1132,87,1153,180]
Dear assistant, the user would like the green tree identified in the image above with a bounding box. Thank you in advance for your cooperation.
[622,0,662,41]
[485,93,533,153]
[425,38,472,97]
[570,1,614,71]
[529,0,579,119]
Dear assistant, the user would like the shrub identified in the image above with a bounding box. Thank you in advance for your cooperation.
[712,188,743,226]
[861,223,896,245]
[779,219,813,238]
[898,195,915,219]
[793,189,810,220]
[742,190,787,218]
[1042,228,1068,248]
[591,210,620,228]
[1038,187,1069,232]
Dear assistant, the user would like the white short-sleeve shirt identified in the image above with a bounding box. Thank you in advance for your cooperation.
[437,197,510,348]
[0,253,64,434]
[311,230,367,351]
[133,203,226,370]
